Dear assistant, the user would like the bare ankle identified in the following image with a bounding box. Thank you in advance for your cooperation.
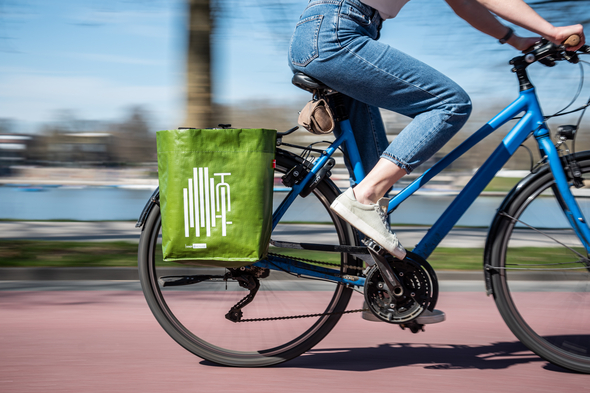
[352,187,377,205]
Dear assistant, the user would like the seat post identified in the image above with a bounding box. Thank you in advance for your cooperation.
[328,93,349,122]
[291,72,349,121]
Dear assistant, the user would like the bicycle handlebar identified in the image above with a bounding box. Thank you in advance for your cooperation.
[511,35,588,69]
[563,34,581,49]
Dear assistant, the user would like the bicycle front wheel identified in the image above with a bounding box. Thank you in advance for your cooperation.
[488,151,590,373]
[138,149,361,367]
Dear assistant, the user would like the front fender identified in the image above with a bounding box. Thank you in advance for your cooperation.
[483,169,544,295]
[483,150,590,295]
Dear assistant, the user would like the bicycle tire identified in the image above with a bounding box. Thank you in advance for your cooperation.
[138,148,361,367]
[487,150,590,373]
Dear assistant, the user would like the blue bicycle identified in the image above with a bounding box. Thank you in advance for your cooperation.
[137,37,590,372]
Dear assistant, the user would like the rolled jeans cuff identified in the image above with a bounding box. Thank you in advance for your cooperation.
[381,152,413,174]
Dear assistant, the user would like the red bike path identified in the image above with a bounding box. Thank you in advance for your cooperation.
[1,289,587,393]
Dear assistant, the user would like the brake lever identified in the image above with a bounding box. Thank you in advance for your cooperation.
[562,42,590,64]
[564,51,579,64]
[539,56,556,67]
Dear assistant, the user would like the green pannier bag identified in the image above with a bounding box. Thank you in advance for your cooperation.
[157,128,276,267]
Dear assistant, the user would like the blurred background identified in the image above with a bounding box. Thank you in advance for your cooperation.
[1,0,590,224]
[4,3,590,386]
[3,4,590,386]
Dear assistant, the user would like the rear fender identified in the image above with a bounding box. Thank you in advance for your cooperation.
[135,187,159,228]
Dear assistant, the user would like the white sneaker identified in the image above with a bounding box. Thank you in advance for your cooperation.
[416,309,446,324]
[330,187,406,259]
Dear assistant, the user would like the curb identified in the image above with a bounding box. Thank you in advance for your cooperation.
[0,267,141,281]
[0,268,484,281]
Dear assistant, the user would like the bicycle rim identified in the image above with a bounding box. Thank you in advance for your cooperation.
[490,157,590,373]
[138,151,360,367]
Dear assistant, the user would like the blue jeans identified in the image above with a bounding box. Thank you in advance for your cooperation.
[288,0,472,179]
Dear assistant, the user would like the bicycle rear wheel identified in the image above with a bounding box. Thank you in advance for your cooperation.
[138,149,361,367]
[488,151,590,373]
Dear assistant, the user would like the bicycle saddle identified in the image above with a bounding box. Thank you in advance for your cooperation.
[292,72,333,93]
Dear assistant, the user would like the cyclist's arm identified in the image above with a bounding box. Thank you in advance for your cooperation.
[445,0,585,51]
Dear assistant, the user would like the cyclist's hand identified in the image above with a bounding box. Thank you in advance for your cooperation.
[549,24,585,51]
[509,35,541,52]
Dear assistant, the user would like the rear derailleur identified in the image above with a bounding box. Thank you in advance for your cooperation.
[158,265,269,323]
[224,266,269,322]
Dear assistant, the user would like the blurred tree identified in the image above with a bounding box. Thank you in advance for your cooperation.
[113,106,156,164]
[0,118,14,133]
[185,0,214,128]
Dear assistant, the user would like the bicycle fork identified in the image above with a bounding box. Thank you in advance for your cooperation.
[538,135,590,252]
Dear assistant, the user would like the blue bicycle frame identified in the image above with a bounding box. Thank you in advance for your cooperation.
[256,84,590,287]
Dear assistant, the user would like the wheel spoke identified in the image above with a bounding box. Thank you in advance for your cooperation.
[137,150,361,366]
[499,211,587,259]
[489,154,590,373]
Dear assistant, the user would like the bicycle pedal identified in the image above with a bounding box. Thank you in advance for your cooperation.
[399,321,425,334]
[362,238,385,255]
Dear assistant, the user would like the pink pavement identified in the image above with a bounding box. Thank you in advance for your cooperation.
[0,290,586,393]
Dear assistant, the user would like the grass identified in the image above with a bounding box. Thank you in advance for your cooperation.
[483,177,521,192]
[0,240,152,268]
[1,240,582,271]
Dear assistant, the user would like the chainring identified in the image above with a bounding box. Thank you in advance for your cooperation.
[364,252,437,324]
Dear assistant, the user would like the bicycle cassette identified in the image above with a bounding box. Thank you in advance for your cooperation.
[364,252,438,324]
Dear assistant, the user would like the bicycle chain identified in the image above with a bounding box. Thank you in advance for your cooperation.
[268,252,365,272]
[236,308,367,322]
[230,252,365,322]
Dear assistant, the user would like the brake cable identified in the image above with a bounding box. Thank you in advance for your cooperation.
[511,61,586,121]
[547,61,585,119]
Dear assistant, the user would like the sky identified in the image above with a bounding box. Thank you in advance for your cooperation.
[0,0,184,132]
[1,0,590,134]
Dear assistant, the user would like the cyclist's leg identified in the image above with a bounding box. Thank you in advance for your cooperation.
[320,33,472,178]
[289,0,471,182]
[334,97,390,185]
[289,0,461,324]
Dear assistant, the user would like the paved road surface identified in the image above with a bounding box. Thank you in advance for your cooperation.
[0,283,587,393]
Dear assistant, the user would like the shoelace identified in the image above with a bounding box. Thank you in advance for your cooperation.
[374,204,393,234]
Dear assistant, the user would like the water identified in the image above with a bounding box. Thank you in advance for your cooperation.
[276,190,581,228]
[0,185,154,221]
[0,184,582,228]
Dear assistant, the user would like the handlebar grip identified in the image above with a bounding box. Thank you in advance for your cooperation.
[563,35,581,48]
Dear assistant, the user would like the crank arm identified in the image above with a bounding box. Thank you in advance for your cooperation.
[364,239,405,297]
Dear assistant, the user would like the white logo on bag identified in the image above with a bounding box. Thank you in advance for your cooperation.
[185,243,207,249]
[182,168,231,240]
